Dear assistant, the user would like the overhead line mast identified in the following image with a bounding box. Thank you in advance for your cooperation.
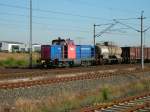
[29,0,32,68]
[140,11,145,69]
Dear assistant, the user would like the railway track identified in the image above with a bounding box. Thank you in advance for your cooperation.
[0,68,149,89]
[81,92,150,112]
[0,64,149,80]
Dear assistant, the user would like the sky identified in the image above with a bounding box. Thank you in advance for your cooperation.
[0,0,150,46]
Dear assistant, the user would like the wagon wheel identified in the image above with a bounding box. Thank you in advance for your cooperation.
[99,58,104,65]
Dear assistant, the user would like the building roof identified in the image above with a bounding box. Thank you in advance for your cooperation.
[32,43,41,45]
[0,41,24,44]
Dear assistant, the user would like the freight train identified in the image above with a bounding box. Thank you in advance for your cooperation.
[40,37,150,67]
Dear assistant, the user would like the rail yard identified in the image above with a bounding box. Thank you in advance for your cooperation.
[0,0,150,112]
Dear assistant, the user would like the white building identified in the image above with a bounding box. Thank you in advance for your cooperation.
[32,44,41,52]
[0,41,25,52]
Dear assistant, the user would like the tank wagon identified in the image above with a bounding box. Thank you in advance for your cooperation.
[95,42,122,64]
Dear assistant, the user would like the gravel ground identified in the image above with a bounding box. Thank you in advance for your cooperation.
[0,71,149,105]
[0,63,148,74]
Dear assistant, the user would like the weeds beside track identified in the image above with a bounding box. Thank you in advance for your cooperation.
[81,92,150,112]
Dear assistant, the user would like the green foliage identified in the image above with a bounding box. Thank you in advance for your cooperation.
[39,99,79,112]
[40,106,51,112]
[54,101,73,112]
[101,88,109,101]
[0,58,29,67]
[4,57,15,66]
[80,96,96,107]
[16,60,26,66]
[94,94,103,103]
[0,61,4,66]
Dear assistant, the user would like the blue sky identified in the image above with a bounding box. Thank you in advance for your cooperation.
[0,0,150,46]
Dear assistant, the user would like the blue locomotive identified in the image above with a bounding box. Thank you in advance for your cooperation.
[40,37,95,67]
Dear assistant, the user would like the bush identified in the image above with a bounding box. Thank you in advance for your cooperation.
[101,88,109,101]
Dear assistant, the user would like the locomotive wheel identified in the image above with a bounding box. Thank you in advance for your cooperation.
[69,61,74,67]
[42,62,48,68]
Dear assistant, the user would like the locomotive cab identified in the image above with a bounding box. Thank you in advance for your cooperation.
[52,37,76,67]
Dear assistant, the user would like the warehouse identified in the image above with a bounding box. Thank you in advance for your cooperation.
[32,44,41,52]
[0,41,25,52]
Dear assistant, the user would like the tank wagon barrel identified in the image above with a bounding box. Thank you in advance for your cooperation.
[95,42,122,64]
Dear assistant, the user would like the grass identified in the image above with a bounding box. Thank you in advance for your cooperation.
[0,58,28,67]
[12,78,150,112]
[102,89,108,100]
[0,52,40,67]
[15,98,40,112]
